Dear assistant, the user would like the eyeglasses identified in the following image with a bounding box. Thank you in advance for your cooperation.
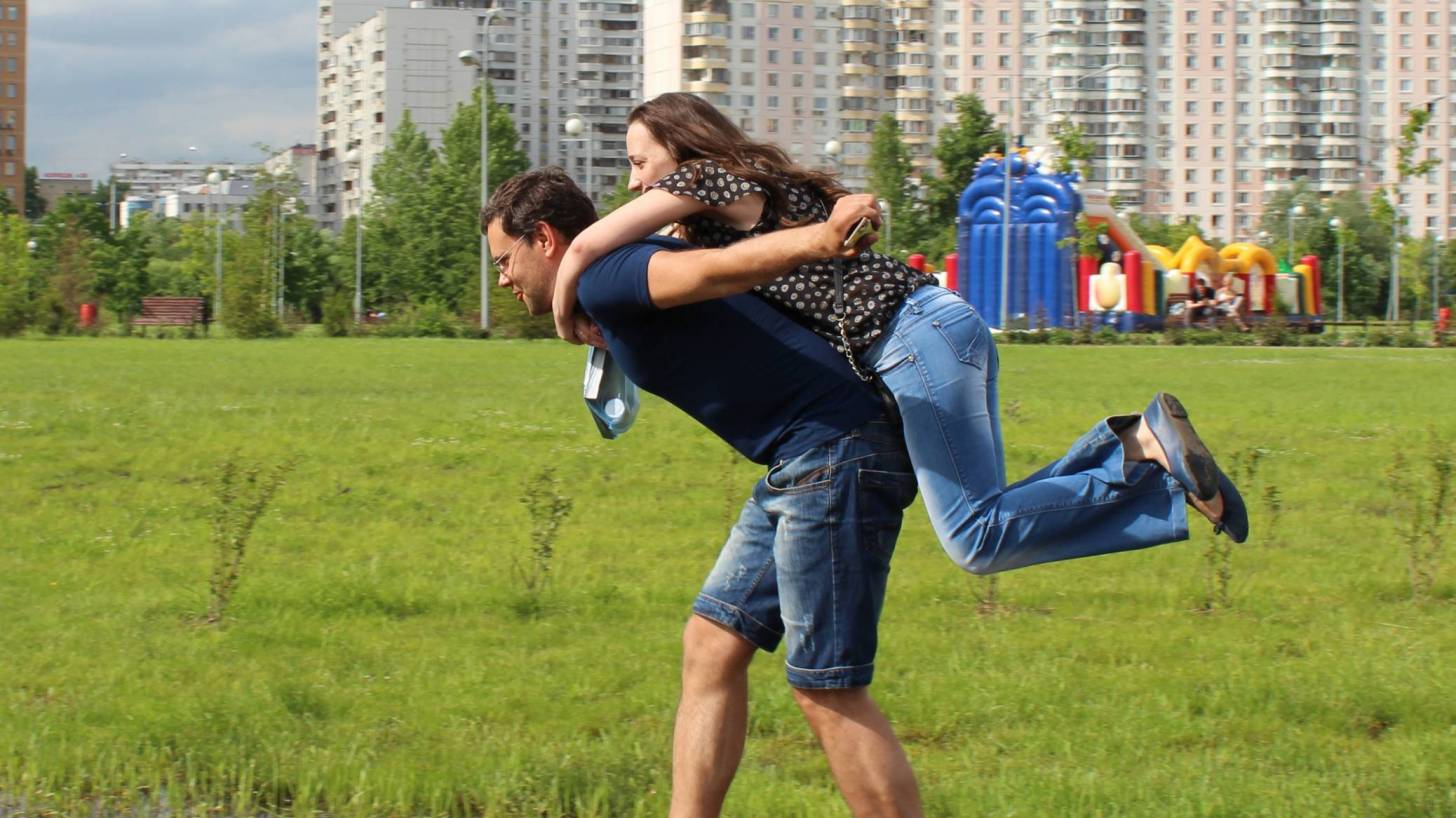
[491,232,530,273]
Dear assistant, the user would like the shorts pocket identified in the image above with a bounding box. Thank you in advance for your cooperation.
[858,467,918,561]
[765,451,834,494]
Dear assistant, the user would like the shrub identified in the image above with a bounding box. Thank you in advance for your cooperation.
[322,291,354,337]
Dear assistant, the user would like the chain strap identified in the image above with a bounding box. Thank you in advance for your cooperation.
[830,258,874,383]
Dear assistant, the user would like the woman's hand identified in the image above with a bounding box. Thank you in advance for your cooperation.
[574,313,607,349]
[822,194,883,258]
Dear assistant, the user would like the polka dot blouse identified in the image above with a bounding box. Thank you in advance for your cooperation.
[650,160,937,357]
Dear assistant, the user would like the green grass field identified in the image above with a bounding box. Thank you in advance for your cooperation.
[2,338,1454,817]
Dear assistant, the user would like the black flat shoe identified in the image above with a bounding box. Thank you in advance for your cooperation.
[1209,469,1249,543]
[1143,392,1220,502]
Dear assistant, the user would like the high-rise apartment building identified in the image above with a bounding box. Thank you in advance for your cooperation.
[0,0,24,207]
[644,0,956,187]
[953,0,1454,240]
[645,0,1455,241]
[315,0,641,233]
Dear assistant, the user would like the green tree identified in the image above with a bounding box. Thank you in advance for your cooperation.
[928,94,1001,223]
[486,84,529,202]
[1050,118,1096,181]
[866,114,933,259]
[1257,178,1322,265]
[365,111,438,308]
[598,175,636,215]
[95,212,154,322]
[429,85,495,312]
[226,187,285,337]
[24,166,44,220]
[28,199,107,333]
[0,213,30,335]
[1126,213,1206,251]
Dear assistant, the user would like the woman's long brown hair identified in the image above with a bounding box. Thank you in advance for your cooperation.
[628,93,850,233]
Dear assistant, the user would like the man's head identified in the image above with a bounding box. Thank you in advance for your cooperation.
[481,168,597,315]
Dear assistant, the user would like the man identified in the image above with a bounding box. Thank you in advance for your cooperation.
[484,167,924,817]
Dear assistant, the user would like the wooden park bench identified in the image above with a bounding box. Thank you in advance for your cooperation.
[132,296,209,334]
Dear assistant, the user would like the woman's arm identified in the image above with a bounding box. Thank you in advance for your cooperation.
[645,195,882,309]
[552,189,708,342]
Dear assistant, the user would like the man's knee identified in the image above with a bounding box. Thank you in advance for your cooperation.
[791,685,873,724]
[681,615,755,685]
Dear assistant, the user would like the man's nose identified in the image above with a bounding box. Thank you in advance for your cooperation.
[497,271,510,288]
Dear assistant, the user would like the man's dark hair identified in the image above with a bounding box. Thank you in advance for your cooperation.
[481,167,597,242]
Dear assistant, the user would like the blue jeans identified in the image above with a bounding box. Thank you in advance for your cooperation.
[693,419,917,689]
[864,286,1189,574]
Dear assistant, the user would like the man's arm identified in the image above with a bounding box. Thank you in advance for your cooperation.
[644,194,882,309]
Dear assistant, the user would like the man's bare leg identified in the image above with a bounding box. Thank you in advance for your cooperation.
[669,615,758,818]
[793,687,924,818]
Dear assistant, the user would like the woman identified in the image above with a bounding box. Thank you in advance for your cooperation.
[553,93,1247,572]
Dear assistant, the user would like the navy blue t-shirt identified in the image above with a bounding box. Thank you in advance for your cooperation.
[576,236,881,465]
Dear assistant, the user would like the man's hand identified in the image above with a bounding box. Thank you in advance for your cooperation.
[821,195,882,259]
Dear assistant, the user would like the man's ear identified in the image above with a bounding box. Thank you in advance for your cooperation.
[535,220,570,261]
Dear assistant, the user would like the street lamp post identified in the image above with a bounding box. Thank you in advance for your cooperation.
[1432,231,1442,324]
[458,7,508,335]
[1389,206,1402,322]
[1287,203,1305,267]
[563,114,594,198]
[208,171,223,324]
[1330,217,1345,322]
[346,149,363,324]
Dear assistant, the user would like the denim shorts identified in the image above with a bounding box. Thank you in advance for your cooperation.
[692,418,918,689]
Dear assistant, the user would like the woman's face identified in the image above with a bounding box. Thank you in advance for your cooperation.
[626,121,678,193]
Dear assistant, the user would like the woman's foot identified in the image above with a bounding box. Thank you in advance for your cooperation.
[1136,393,1220,501]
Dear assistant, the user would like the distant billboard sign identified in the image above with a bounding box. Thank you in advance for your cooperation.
[41,172,92,180]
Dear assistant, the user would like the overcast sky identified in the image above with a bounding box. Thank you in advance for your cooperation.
[29,0,315,181]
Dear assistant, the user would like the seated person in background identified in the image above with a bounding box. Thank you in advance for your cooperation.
[1185,278,1217,328]
[1214,276,1248,330]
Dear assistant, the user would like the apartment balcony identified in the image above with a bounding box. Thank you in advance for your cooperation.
[684,9,728,25]
[683,79,729,94]
[840,0,879,7]
[682,55,728,71]
[842,83,879,98]
[841,40,878,54]
[683,0,728,15]
[893,86,932,99]
[895,110,931,122]
[840,61,877,76]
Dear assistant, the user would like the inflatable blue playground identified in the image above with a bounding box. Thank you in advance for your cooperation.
[943,150,1325,332]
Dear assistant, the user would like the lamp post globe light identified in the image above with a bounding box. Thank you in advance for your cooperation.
[1329,217,1345,322]
[1287,203,1305,266]
[563,114,594,199]
[823,138,842,169]
[459,6,508,334]
[208,170,224,324]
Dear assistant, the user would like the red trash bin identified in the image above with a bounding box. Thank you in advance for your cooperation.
[1439,307,1451,333]
[907,253,926,272]
[79,303,98,328]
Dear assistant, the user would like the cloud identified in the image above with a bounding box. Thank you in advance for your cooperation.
[28,1,315,178]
